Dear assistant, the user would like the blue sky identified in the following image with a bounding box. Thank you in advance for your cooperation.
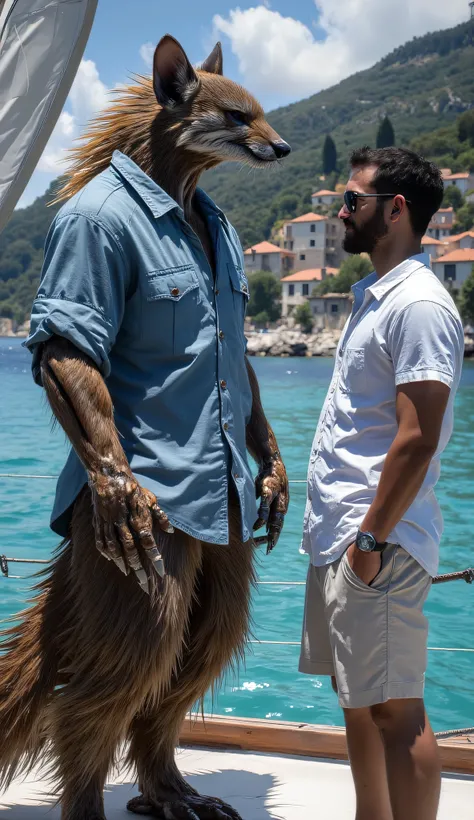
[18,0,470,206]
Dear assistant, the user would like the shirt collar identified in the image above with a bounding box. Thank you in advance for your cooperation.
[194,187,226,222]
[351,253,430,304]
[110,150,225,223]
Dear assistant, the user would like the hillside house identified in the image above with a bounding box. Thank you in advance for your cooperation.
[311,189,340,208]
[420,235,447,260]
[432,248,474,288]
[243,241,294,277]
[445,231,474,251]
[442,171,474,195]
[281,267,338,317]
[308,293,353,330]
[283,212,346,270]
[426,207,454,241]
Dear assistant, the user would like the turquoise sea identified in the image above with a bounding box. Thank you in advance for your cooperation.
[1,337,473,732]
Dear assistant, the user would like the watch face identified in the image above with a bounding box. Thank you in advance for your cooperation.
[357,533,375,552]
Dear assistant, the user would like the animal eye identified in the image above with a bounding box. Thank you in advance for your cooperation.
[226,110,248,127]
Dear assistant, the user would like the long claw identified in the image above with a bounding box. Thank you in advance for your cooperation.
[114,555,128,575]
[127,794,242,820]
[151,503,174,534]
[266,510,285,553]
[149,548,165,578]
[134,567,150,595]
[164,802,200,820]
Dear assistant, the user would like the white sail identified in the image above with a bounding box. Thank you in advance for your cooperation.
[0,0,98,232]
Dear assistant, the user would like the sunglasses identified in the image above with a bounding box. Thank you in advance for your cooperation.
[343,190,411,213]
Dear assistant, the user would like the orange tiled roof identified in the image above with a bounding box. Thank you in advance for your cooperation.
[311,189,339,197]
[443,173,470,180]
[287,212,328,223]
[281,267,338,282]
[434,248,474,263]
[421,235,444,244]
[446,231,474,242]
[243,240,294,257]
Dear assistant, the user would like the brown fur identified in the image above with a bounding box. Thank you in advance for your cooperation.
[0,37,288,819]
[0,488,254,819]
[53,73,281,225]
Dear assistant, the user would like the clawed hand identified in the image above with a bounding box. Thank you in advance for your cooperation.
[89,470,174,594]
[253,452,289,553]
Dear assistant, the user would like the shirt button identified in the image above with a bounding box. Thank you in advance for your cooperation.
[219,330,225,341]
[223,422,229,431]
[234,472,239,479]
[220,379,227,390]
[215,289,220,295]
[171,287,180,296]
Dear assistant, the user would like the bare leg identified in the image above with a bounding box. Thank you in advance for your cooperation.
[344,706,393,820]
[370,699,441,820]
[49,489,202,820]
[127,496,255,819]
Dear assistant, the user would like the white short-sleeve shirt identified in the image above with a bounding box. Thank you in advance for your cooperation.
[301,253,464,576]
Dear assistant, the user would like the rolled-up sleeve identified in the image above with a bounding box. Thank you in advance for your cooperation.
[388,300,464,389]
[25,212,129,383]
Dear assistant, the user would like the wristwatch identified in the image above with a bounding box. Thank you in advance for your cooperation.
[356,530,387,553]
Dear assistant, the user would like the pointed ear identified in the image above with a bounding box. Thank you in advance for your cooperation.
[200,42,223,75]
[153,35,199,108]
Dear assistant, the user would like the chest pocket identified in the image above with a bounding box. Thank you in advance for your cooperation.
[227,263,249,317]
[142,265,201,355]
[339,347,367,394]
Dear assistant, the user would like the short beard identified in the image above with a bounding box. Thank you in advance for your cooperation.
[343,200,389,254]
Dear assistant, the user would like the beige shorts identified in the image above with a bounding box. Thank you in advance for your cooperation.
[299,544,432,709]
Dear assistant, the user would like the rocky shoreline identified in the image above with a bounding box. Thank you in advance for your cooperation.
[0,318,29,338]
[246,327,341,357]
[246,326,474,358]
[2,320,473,357]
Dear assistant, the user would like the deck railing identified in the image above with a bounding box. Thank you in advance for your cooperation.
[1,470,473,739]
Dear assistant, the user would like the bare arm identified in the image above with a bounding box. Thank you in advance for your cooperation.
[41,336,173,591]
[348,380,450,584]
[245,357,289,551]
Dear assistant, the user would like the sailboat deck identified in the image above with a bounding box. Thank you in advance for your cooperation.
[1,745,473,819]
[1,717,473,819]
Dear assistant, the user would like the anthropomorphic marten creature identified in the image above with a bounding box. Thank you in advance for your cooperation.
[0,36,290,820]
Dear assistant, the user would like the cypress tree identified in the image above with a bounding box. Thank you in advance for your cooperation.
[322,135,337,175]
[376,116,395,148]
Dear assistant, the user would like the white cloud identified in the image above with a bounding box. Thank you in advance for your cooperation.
[139,42,155,70]
[15,59,110,208]
[37,112,76,173]
[213,2,469,102]
[68,58,109,126]
[32,59,109,178]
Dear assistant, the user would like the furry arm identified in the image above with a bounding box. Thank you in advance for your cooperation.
[40,336,173,591]
[245,357,289,552]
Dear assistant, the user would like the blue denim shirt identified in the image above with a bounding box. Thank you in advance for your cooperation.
[25,151,257,544]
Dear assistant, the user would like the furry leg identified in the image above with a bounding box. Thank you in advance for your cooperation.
[127,495,255,819]
[48,489,202,820]
[0,542,76,790]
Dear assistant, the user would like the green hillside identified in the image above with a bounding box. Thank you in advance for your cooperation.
[1,18,474,324]
[203,19,474,246]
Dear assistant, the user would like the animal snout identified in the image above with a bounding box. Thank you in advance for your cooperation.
[271,140,291,159]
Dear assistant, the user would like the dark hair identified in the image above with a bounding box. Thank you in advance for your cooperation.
[349,146,444,237]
